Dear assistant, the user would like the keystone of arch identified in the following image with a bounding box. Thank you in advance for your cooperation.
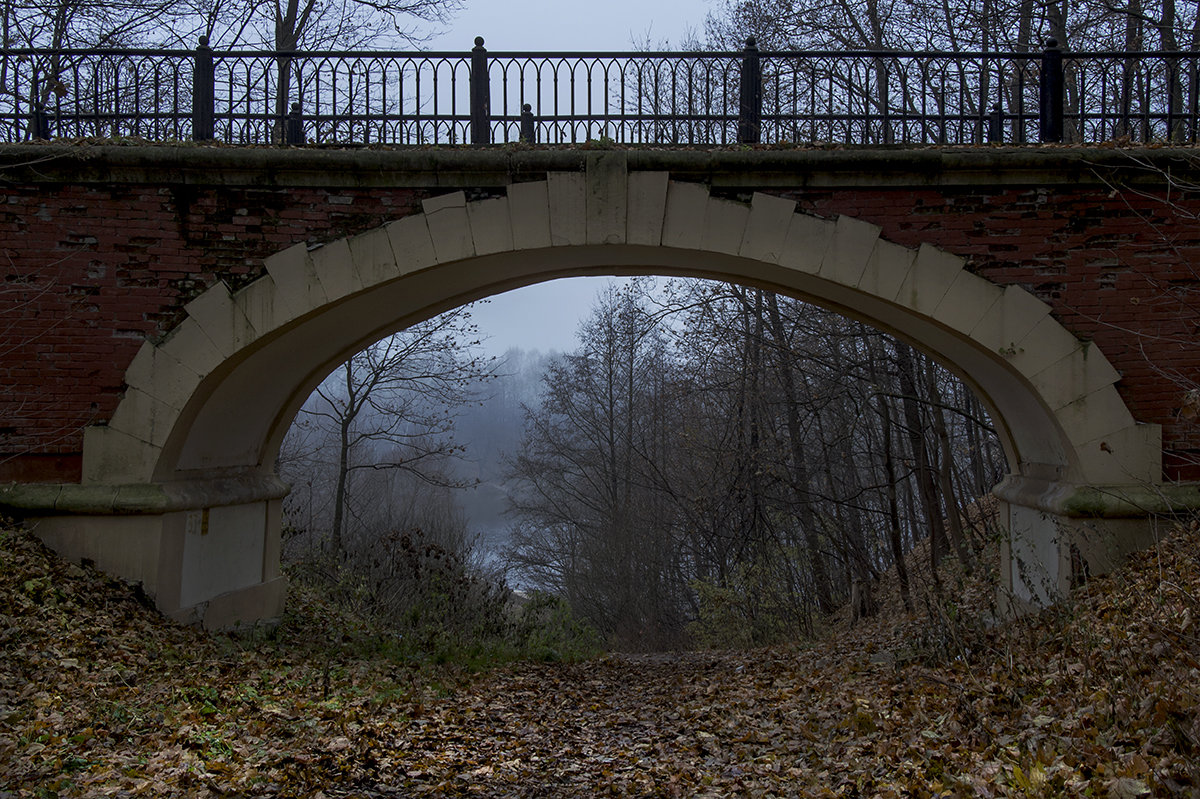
[84,166,1161,496]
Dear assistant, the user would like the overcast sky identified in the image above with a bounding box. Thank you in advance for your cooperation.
[427,0,715,355]
[429,0,713,51]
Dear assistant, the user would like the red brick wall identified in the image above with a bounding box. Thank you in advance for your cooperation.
[784,185,1200,480]
[0,182,430,482]
[3,177,1198,483]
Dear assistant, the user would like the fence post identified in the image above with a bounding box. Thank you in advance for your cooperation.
[193,36,215,141]
[470,36,491,145]
[29,72,50,140]
[738,37,762,144]
[989,102,1004,143]
[520,103,536,143]
[1039,38,1063,143]
[286,103,304,145]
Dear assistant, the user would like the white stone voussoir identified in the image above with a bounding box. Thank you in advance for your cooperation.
[107,387,180,449]
[385,215,438,275]
[932,269,1004,336]
[1077,424,1162,485]
[739,193,796,264]
[1057,384,1138,448]
[548,173,587,247]
[158,318,225,379]
[263,242,328,322]
[348,225,402,288]
[819,215,882,288]
[968,285,1052,353]
[508,181,552,250]
[422,191,474,262]
[1005,314,1085,377]
[701,197,750,256]
[585,154,628,245]
[122,341,202,413]
[232,276,281,341]
[626,172,669,247]
[661,181,709,250]
[468,196,515,256]
[1030,344,1123,411]
[894,243,964,317]
[308,237,363,301]
[778,212,835,275]
[857,238,917,301]
[82,426,162,484]
[185,281,258,358]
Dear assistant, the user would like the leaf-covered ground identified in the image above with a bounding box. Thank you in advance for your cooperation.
[2,522,1199,797]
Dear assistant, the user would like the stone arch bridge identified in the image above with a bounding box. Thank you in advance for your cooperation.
[2,144,1199,629]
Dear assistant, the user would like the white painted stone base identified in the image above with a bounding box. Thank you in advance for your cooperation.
[996,495,1170,615]
[30,495,284,631]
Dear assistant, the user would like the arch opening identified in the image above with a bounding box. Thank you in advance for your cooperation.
[47,173,1167,628]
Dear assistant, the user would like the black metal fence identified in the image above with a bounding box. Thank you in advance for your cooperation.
[1,37,1198,146]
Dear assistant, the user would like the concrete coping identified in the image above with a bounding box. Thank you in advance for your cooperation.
[993,474,1200,518]
[2,143,1199,190]
[0,473,290,516]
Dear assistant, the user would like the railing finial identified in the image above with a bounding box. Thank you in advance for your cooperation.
[286,102,304,145]
[989,102,1004,143]
[520,103,536,144]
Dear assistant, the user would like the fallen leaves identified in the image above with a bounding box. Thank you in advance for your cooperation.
[2,521,1200,796]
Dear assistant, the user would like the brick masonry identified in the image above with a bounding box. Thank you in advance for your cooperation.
[783,185,1200,479]
[2,146,1199,483]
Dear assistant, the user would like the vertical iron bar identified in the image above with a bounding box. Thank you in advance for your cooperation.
[193,36,215,140]
[1016,66,1027,143]
[1166,57,1177,141]
[1040,39,1064,142]
[880,59,892,145]
[738,37,762,144]
[470,36,490,144]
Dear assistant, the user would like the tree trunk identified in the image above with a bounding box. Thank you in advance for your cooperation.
[876,388,913,612]
[329,363,356,562]
[764,292,837,614]
[895,344,948,581]
[924,365,973,569]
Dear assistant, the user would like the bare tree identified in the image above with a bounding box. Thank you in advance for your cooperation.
[506,277,1007,648]
[281,306,493,562]
[506,282,690,650]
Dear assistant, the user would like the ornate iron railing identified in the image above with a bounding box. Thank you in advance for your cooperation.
[1,37,1197,146]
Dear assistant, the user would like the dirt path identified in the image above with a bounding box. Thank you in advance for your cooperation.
[3,526,1200,797]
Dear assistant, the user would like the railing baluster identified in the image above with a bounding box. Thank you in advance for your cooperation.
[2,42,1199,148]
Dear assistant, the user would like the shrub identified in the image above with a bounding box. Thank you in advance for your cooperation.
[285,529,602,667]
